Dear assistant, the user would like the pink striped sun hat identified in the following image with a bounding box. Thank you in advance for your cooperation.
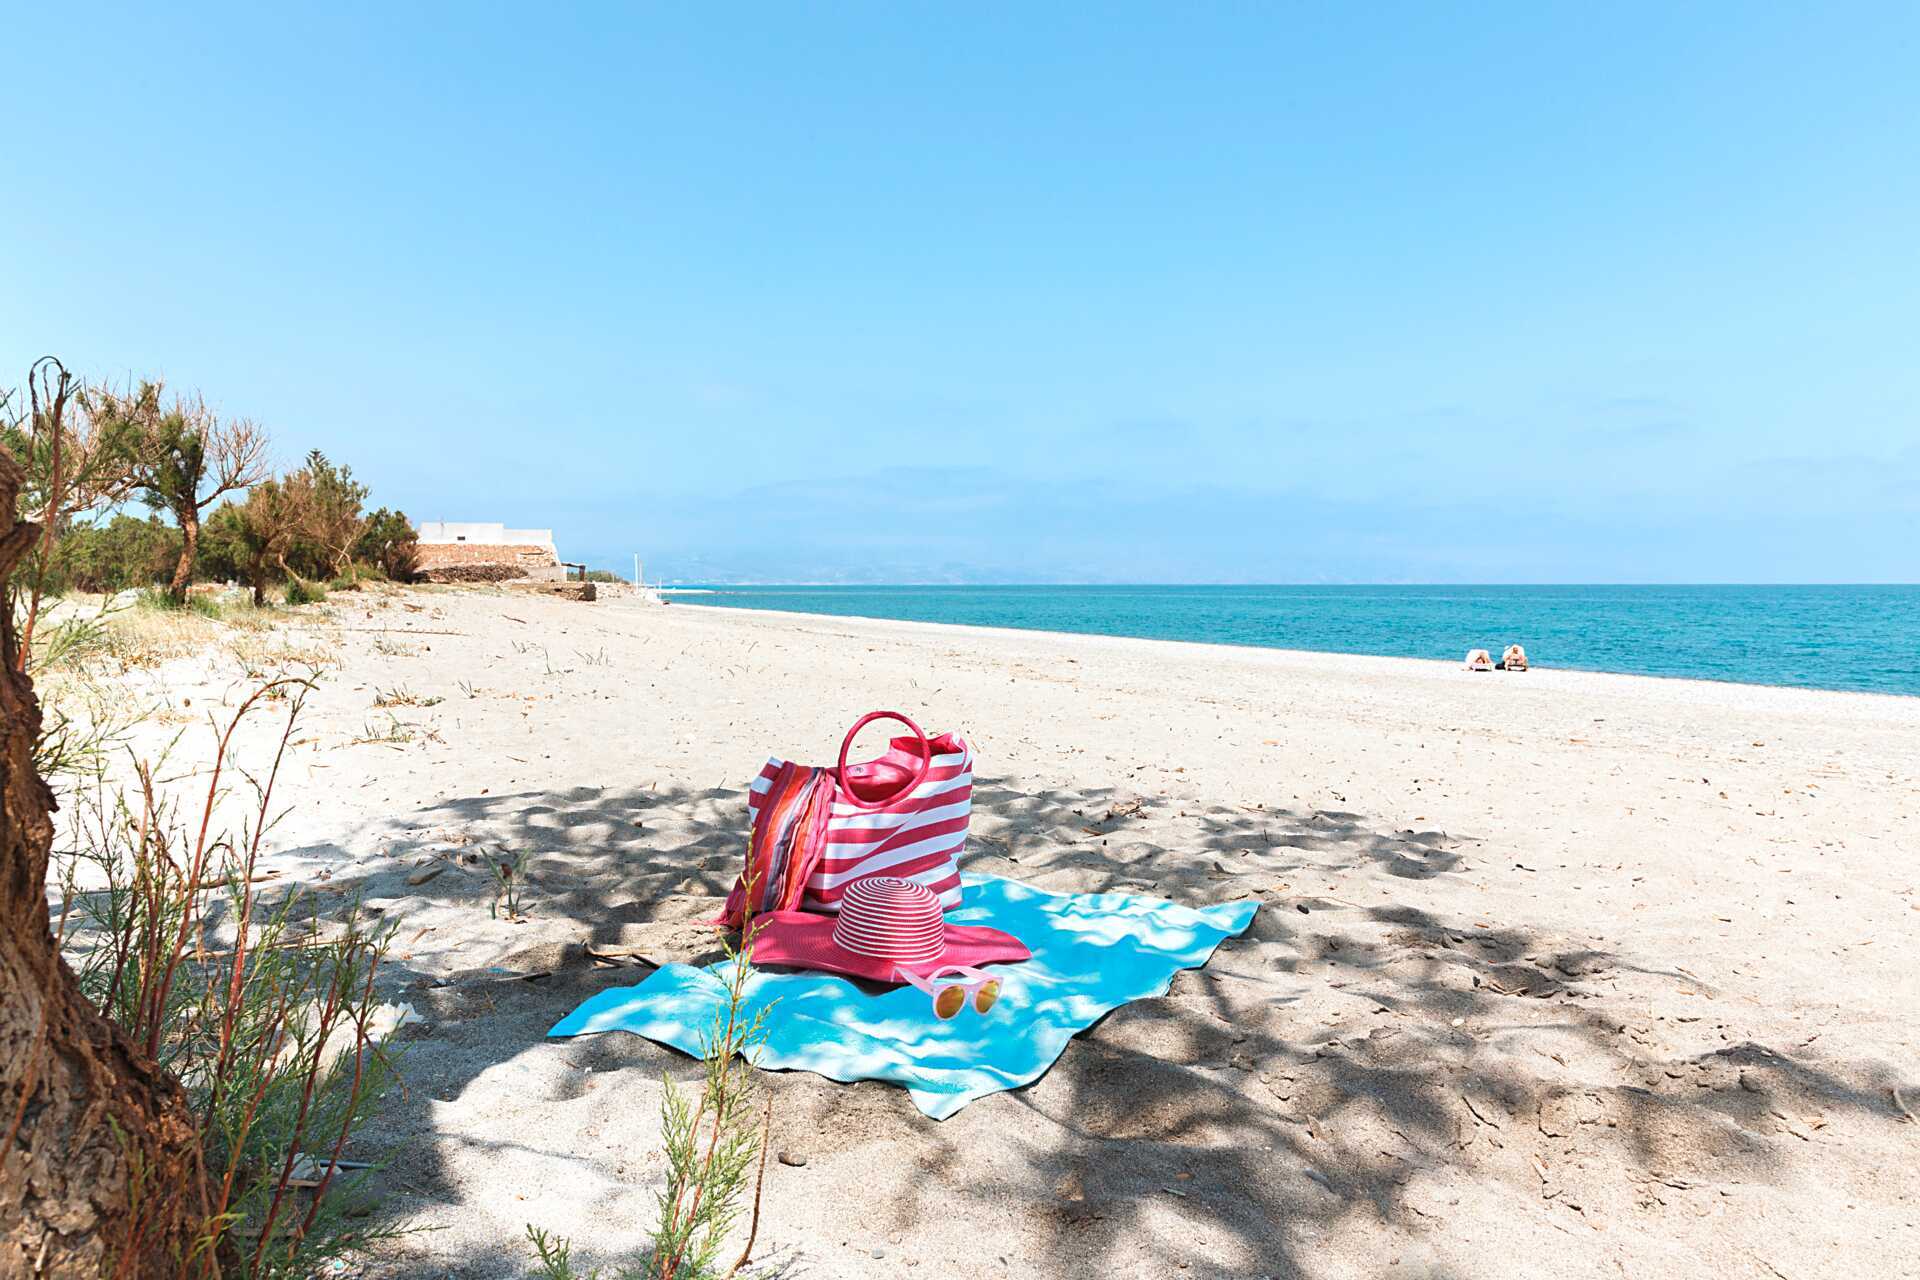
[744,876,1028,984]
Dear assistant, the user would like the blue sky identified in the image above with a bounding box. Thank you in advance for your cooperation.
[3,3,1916,582]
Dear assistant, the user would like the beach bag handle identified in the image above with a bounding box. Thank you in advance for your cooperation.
[836,710,932,811]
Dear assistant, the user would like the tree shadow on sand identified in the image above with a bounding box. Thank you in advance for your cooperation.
[280,778,1911,1279]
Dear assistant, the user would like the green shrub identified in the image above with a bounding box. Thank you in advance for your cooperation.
[133,588,183,612]
[28,609,113,673]
[56,514,182,594]
[354,508,419,583]
[284,578,327,607]
[327,563,390,592]
[131,588,226,619]
[197,501,251,584]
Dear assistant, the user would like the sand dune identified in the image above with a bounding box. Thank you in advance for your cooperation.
[94,586,1920,1279]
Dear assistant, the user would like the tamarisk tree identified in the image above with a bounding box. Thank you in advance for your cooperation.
[290,451,368,580]
[95,381,268,602]
[0,357,140,660]
[209,477,306,606]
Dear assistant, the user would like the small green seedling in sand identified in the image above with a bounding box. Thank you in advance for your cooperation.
[352,711,417,746]
[510,638,572,677]
[372,684,442,708]
[525,884,774,1279]
[489,849,528,921]
[527,1225,599,1279]
[643,935,773,1280]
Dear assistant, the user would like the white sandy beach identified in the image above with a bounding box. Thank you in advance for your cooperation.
[84,586,1920,1279]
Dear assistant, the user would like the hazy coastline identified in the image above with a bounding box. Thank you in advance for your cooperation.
[673,584,1920,700]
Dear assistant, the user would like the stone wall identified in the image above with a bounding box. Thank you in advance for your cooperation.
[507,579,596,602]
[414,542,560,583]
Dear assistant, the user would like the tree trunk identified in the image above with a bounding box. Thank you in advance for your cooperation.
[248,550,276,608]
[0,448,209,1275]
[167,506,199,603]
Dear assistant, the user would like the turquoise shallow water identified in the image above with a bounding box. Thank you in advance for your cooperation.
[676,584,1920,697]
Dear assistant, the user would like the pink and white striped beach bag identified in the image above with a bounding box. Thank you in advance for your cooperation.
[746,711,973,913]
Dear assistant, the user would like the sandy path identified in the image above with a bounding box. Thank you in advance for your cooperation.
[98,587,1920,1279]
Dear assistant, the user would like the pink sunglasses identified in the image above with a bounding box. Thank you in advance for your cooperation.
[896,965,1004,1020]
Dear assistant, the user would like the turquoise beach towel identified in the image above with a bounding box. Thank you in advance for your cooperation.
[547,874,1258,1119]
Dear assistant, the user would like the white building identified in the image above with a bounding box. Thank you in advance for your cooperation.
[411,521,564,582]
[415,521,555,547]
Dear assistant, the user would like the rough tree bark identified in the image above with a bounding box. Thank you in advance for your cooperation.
[167,505,200,603]
[0,446,209,1275]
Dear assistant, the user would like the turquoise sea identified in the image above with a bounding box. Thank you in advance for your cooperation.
[675,585,1920,697]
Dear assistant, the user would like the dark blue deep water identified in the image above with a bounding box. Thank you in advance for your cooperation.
[675,585,1920,696]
